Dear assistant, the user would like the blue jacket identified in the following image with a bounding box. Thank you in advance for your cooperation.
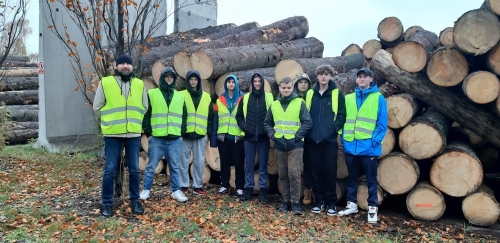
[342,83,388,156]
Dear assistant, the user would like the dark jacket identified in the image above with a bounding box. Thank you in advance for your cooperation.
[214,75,245,142]
[143,67,187,139]
[306,80,347,144]
[235,72,271,141]
[183,70,214,140]
[264,92,312,151]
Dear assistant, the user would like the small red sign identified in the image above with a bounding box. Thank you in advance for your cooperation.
[38,62,44,74]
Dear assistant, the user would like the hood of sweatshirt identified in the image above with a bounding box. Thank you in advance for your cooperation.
[250,72,265,97]
[185,70,202,96]
[223,74,243,112]
[159,67,177,91]
[293,73,312,97]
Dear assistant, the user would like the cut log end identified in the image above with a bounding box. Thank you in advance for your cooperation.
[387,94,420,129]
[426,47,469,87]
[362,39,382,59]
[406,182,445,221]
[275,59,303,85]
[404,26,424,41]
[378,152,419,195]
[453,9,500,55]
[487,42,500,76]
[337,145,348,179]
[462,192,500,226]
[341,44,362,56]
[392,42,427,73]
[190,51,213,80]
[173,52,192,79]
[152,62,166,85]
[143,78,158,91]
[439,27,454,47]
[484,0,500,15]
[205,145,221,171]
[377,17,404,43]
[462,71,500,104]
[357,181,384,211]
[380,128,395,158]
[399,123,445,160]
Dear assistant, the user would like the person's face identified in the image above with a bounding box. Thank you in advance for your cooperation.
[164,74,175,85]
[297,79,309,92]
[253,76,262,91]
[189,77,198,89]
[316,71,332,85]
[279,82,293,98]
[226,79,235,91]
[117,62,133,75]
[356,73,373,89]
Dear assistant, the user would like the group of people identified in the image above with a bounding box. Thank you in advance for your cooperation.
[93,54,388,224]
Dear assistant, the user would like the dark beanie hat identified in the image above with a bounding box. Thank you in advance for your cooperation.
[116,54,133,65]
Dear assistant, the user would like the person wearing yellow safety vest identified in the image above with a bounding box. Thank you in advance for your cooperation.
[306,65,347,217]
[337,68,388,224]
[92,54,147,217]
[213,75,246,198]
[235,72,274,203]
[139,67,188,202]
[264,77,312,215]
[179,70,213,196]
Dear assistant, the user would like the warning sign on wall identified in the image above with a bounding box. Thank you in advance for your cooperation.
[38,62,44,74]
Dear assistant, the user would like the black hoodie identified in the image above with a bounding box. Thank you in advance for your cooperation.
[142,67,187,139]
[183,70,214,140]
[235,72,271,141]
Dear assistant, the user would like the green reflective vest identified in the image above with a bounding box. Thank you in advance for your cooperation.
[305,88,339,120]
[271,98,302,140]
[243,92,274,120]
[100,76,145,135]
[148,88,184,136]
[217,98,244,136]
[343,92,380,142]
[181,90,211,135]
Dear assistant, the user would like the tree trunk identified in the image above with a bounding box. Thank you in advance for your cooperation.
[0,77,38,91]
[378,82,403,98]
[393,30,439,73]
[4,105,38,122]
[174,16,310,79]
[387,93,422,129]
[486,42,500,76]
[357,175,384,211]
[456,125,488,148]
[377,17,404,48]
[426,46,469,87]
[8,121,38,130]
[380,128,395,158]
[430,141,483,197]
[337,143,348,179]
[205,145,221,171]
[191,37,324,80]
[341,44,362,56]
[475,144,499,169]
[480,0,500,16]
[1,61,38,68]
[268,147,278,175]
[0,90,38,105]
[336,179,347,200]
[406,181,446,221]
[6,129,38,144]
[331,69,357,96]
[0,69,38,77]
[439,27,454,47]
[5,56,30,62]
[404,26,424,41]
[142,78,158,91]
[371,50,500,149]
[362,39,382,59]
[274,53,365,86]
[377,152,420,195]
[453,9,500,56]
[399,107,451,160]
[462,71,500,104]
[215,68,275,96]
[462,191,500,226]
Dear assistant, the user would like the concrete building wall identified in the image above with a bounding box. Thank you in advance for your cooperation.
[174,0,217,32]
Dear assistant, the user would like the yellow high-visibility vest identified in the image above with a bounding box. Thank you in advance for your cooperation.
[181,90,211,135]
[148,88,184,136]
[217,98,244,136]
[271,98,302,140]
[343,92,380,142]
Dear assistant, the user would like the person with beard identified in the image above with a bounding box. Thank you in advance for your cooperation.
[139,67,188,202]
[214,75,246,198]
[179,70,213,196]
[93,54,148,217]
[264,77,312,215]
[235,73,274,203]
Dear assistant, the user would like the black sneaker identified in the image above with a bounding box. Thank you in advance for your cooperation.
[241,188,253,201]
[279,201,291,212]
[101,205,113,217]
[292,202,303,215]
[327,206,337,216]
[131,201,144,215]
[311,202,325,214]
[218,187,229,195]
[259,187,269,203]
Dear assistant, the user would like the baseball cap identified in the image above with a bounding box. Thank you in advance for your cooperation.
[356,68,373,77]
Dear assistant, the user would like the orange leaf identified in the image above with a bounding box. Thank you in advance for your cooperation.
[72,42,77,47]
[147,37,153,42]
[65,33,70,39]
[75,87,79,91]
[47,25,54,29]
[155,3,160,8]
[50,0,55,2]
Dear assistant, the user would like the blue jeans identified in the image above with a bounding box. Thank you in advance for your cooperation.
[244,140,270,189]
[344,153,379,207]
[142,137,182,192]
[102,137,141,206]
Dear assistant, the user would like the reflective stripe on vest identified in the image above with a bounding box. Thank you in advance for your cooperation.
[343,92,380,142]
[305,88,339,120]
[181,90,211,135]
[148,88,184,136]
[217,98,244,136]
[243,92,274,121]
[100,76,145,135]
[271,98,302,140]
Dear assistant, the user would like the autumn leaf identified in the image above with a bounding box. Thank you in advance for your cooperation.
[75,87,79,91]
[147,37,153,42]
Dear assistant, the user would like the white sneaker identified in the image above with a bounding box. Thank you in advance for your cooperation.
[172,190,188,202]
[237,189,244,196]
[338,201,358,216]
[368,206,378,223]
[219,187,229,195]
[139,190,150,200]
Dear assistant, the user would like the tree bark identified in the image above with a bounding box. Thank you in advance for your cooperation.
[341,43,362,56]
[215,67,275,96]
[387,93,422,129]
[377,17,404,48]
[4,105,38,122]
[8,121,38,130]
[378,82,403,97]
[0,90,38,105]
[406,181,446,221]
[0,61,38,68]
[377,152,420,195]
[5,56,30,62]
[0,69,38,77]
[371,50,500,149]
[404,26,424,41]
[453,9,500,56]
[0,77,38,91]
[462,191,500,226]
[487,42,500,76]
[426,46,469,87]
[191,37,324,80]
[6,129,38,144]
[393,30,439,73]
[462,71,500,104]
[362,39,382,59]
[439,27,454,47]
[475,144,499,169]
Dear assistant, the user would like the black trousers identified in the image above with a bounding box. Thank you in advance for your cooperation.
[303,143,312,190]
[218,138,245,190]
[306,141,338,207]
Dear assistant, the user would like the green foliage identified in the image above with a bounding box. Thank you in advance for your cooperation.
[0,102,11,150]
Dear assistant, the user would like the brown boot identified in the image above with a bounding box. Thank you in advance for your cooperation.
[302,188,312,205]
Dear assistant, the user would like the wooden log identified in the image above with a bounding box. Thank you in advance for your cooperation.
[377,17,404,48]
[378,82,404,98]
[0,69,38,77]
[404,26,424,41]
[8,121,38,130]
[453,9,500,56]
[215,68,276,96]
[141,134,148,153]
[142,78,158,91]
[331,69,357,96]
[406,181,446,221]
[462,191,500,226]
[191,37,324,80]
[6,129,38,144]
[139,151,148,170]
[155,160,164,175]
[380,128,395,158]
[190,164,211,185]
[386,93,421,129]
[462,71,500,104]
[341,44,362,56]
[229,166,236,188]
[1,61,38,68]
[487,42,500,76]
[337,144,348,179]
[0,90,38,105]
[5,105,38,122]
[475,144,499,169]
[4,56,30,62]
[392,30,439,73]
[357,175,384,211]
[371,50,500,149]
[430,141,483,197]
[206,145,221,171]
[275,53,365,85]
[362,39,382,59]
[480,0,500,16]
[377,152,420,195]
[426,46,469,87]
[0,77,38,91]
[458,125,487,148]
[268,147,278,175]
[336,179,347,200]
[439,27,454,47]
[399,107,451,160]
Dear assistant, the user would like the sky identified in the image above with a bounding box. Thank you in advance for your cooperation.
[26,0,482,57]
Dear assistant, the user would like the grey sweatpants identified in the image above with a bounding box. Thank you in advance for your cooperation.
[179,136,207,188]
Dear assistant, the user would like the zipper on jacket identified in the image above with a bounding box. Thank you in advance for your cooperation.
[315,93,324,144]
[255,97,259,141]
